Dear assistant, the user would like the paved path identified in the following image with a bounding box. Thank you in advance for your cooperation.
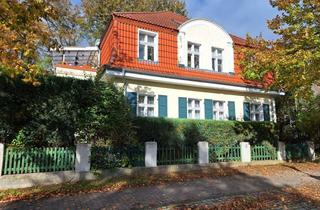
[2,169,320,210]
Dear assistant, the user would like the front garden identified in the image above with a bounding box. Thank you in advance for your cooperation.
[0,74,315,175]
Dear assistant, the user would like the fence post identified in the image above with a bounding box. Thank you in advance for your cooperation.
[145,142,157,167]
[306,141,316,161]
[75,143,91,172]
[197,141,209,164]
[240,142,251,162]
[0,143,4,176]
[277,141,286,161]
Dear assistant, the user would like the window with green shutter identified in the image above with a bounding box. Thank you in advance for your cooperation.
[158,95,167,117]
[263,104,270,121]
[178,97,187,118]
[228,101,236,120]
[243,102,250,121]
[127,92,137,116]
[204,99,213,119]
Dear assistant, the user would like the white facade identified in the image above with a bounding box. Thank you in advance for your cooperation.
[178,19,235,73]
[55,66,96,79]
[113,77,277,122]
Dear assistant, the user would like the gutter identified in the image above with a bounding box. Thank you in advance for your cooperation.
[104,68,285,96]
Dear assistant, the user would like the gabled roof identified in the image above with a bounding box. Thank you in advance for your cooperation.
[113,11,188,30]
[113,11,248,46]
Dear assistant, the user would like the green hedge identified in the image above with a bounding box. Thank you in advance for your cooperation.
[0,74,135,148]
[133,117,278,146]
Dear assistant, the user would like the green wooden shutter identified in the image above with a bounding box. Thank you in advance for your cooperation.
[178,97,187,118]
[204,99,213,119]
[228,101,236,120]
[127,92,137,117]
[158,95,167,117]
[263,104,270,121]
[243,102,250,121]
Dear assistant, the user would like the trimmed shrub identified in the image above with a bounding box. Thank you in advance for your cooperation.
[133,117,278,146]
[0,74,135,148]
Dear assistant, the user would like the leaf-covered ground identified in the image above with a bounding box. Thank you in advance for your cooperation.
[172,182,320,210]
[0,162,319,204]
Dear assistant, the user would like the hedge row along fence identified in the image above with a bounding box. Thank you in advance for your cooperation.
[133,117,278,147]
[157,146,198,165]
[90,146,145,170]
[3,147,75,175]
[286,142,309,160]
[251,145,277,161]
[209,145,241,163]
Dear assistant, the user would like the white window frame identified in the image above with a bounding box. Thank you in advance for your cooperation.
[187,42,200,69]
[187,98,201,119]
[137,29,158,62]
[212,47,223,72]
[213,100,227,120]
[250,103,264,121]
[137,94,156,117]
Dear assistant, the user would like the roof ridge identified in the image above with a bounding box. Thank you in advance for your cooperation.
[114,11,174,14]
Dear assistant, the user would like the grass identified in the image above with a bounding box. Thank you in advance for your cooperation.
[0,162,319,204]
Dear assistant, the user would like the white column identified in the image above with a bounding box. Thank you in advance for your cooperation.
[0,143,4,176]
[75,143,91,172]
[277,141,286,161]
[240,142,251,162]
[197,141,209,164]
[306,141,316,161]
[145,142,157,167]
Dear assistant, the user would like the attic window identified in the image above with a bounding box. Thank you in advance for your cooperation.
[138,29,158,62]
[212,47,223,72]
[187,42,200,69]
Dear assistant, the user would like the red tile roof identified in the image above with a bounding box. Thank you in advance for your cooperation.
[113,11,188,30]
[113,11,248,46]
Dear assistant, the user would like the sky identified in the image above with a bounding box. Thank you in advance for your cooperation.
[72,0,278,40]
[185,0,278,40]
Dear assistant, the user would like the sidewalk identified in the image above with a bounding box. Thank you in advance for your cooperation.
[1,165,320,210]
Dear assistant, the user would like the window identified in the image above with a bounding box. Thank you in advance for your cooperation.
[250,103,263,121]
[188,98,201,119]
[138,30,157,62]
[212,48,223,72]
[213,101,226,120]
[137,95,155,117]
[187,42,200,69]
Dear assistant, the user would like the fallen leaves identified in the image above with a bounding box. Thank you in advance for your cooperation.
[0,162,319,205]
[174,183,320,210]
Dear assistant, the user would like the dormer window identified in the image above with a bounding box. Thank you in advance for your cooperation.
[212,48,223,72]
[187,42,200,69]
[138,29,158,62]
